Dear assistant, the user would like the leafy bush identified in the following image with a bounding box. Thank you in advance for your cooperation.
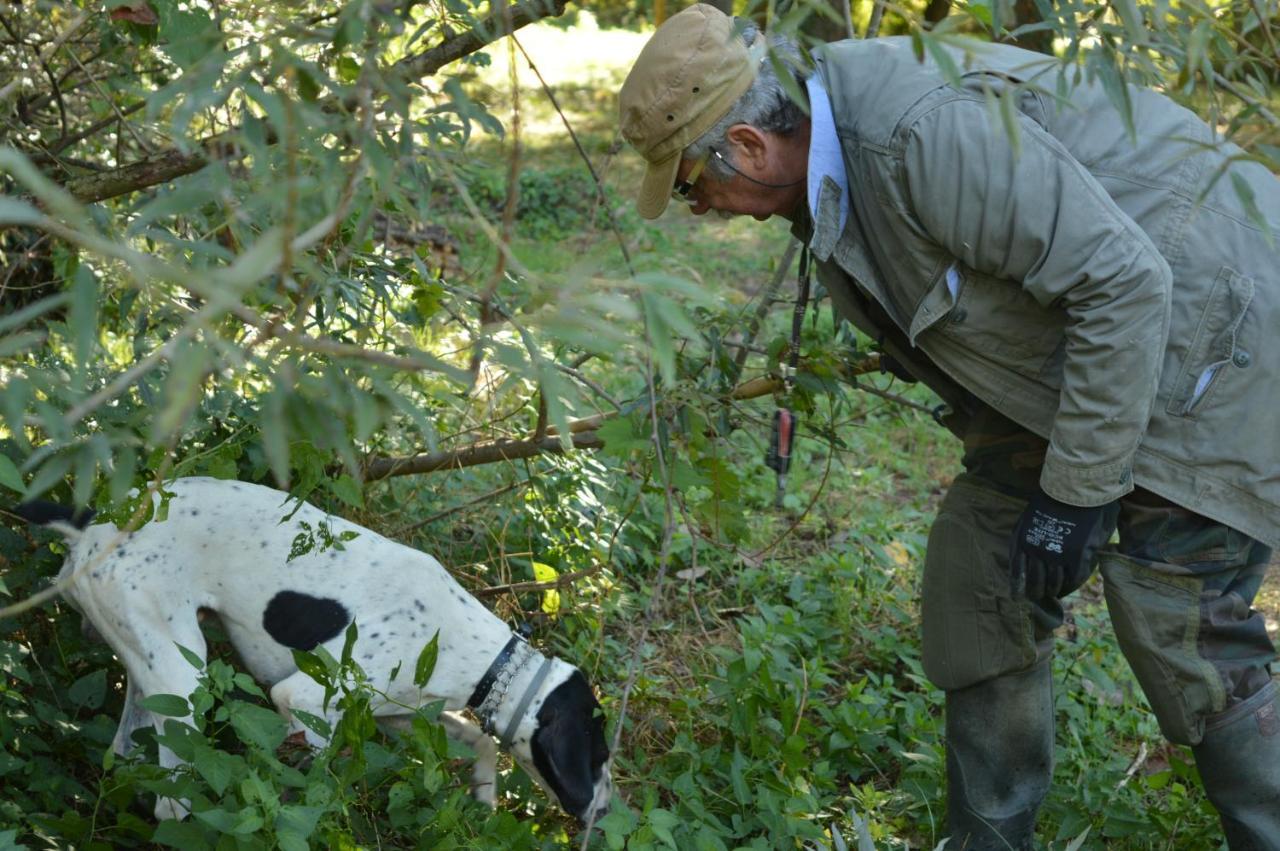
[461,164,623,242]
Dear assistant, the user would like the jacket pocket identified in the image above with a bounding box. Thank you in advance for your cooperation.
[1165,267,1254,418]
[913,263,1065,378]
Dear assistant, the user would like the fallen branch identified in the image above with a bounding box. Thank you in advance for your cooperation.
[364,430,604,480]
[363,355,886,480]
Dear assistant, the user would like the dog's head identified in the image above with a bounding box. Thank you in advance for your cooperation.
[507,661,613,824]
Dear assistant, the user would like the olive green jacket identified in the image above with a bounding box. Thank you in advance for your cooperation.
[807,38,1280,548]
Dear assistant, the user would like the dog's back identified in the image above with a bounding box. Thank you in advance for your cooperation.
[30,477,509,695]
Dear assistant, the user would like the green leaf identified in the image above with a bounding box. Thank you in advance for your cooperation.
[1231,172,1271,244]
[596,414,650,458]
[228,701,287,753]
[152,340,209,443]
[68,669,107,710]
[1113,0,1147,46]
[0,291,70,337]
[414,631,440,688]
[194,806,259,834]
[140,694,191,717]
[0,331,45,360]
[291,648,332,686]
[647,808,679,848]
[0,455,24,493]
[328,474,364,508]
[275,805,324,851]
[920,31,962,85]
[152,819,210,846]
[0,196,43,225]
[336,56,360,83]
[191,744,241,796]
[160,6,221,69]
[232,672,266,699]
[262,381,290,488]
[289,709,331,739]
[340,620,358,670]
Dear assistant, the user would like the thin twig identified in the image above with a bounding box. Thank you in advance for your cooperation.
[512,34,636,277]
[474,562,603,598]
[1116,742,1149,790]
[392,480,529,536]
[731,237,800,381]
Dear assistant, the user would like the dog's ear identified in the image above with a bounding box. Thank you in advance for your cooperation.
[530,670,608,820]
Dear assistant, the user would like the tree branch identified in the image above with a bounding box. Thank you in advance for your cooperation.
[363,355,886,480]
[363,430,604,480]
[57,0,569,203]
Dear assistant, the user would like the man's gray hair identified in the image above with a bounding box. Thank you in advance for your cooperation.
[685,22,811,180]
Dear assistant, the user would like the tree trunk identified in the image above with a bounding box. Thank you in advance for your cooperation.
[1005,0,1055,55]
[924,0,951,25]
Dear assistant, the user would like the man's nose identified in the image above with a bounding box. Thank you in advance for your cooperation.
[689,199,710,216]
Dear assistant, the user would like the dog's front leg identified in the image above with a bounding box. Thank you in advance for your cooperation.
[377,711,499,807]
[94,610,208,821]
[440,711,498,807]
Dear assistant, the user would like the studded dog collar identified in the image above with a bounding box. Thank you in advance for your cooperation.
[467,633,526,711]
[469,629,555,746]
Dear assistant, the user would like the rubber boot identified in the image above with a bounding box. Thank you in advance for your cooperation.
[1192,681,1280,850]
[946,659,1054,850]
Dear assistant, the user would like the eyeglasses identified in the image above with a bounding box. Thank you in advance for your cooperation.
[671,151,710,204]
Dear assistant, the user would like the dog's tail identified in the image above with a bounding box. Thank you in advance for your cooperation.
[12,501,96,542]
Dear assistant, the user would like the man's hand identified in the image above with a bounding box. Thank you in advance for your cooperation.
[1009,490,1119,601]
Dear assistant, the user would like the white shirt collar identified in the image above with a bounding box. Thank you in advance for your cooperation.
[806,74,849,234]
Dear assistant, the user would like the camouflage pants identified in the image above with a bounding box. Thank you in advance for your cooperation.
[922,405,1276,745]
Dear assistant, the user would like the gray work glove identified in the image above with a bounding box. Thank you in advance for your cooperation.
[1009,489,1120,601]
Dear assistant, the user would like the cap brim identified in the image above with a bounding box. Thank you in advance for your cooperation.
[636,152,681,220]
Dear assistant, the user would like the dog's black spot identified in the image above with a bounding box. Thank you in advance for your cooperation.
[190,509,200,517]
[262,591,351,651]
[414,600,426,613]
[12,501,95,529]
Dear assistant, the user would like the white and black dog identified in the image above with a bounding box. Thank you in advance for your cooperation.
[17,477,612,823]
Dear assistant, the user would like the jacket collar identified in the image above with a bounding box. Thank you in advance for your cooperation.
[806,73,849,247]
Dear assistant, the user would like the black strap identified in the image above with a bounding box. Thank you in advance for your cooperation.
[785,245,811,394]
[466,633,524,710]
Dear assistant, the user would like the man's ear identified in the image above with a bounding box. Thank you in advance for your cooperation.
[725,124,770,171]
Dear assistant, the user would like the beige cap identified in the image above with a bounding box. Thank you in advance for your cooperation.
[619,4,758,219]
